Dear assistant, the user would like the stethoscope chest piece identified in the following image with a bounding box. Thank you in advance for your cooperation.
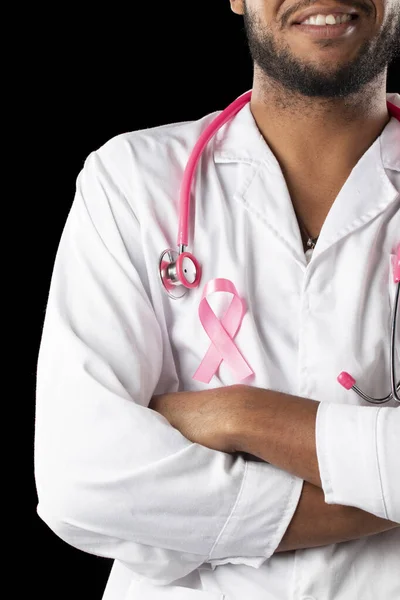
[159,248,201,299]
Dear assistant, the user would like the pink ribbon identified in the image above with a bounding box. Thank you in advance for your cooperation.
[193,278,254,383]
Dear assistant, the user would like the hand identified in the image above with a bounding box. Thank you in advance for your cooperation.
[149,385,243,453]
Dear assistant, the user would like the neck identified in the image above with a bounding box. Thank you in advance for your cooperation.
[250,70,390,179]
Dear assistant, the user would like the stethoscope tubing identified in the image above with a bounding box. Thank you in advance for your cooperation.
[177,91,252,248]
[348,282,399,404]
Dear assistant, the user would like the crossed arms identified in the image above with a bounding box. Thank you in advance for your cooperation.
[149,385,399,552]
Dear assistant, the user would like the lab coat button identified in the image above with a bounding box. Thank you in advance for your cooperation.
[301,596,316,600]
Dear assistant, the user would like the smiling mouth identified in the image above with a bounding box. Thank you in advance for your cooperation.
[293,14,359,26]
[291,13,361,39]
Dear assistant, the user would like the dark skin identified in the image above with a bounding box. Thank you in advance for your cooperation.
[151,0,400,552]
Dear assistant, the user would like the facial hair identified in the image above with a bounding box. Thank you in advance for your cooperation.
[243,2,400,99]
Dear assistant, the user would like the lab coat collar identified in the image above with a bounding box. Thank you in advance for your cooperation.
[213,92,400,170]
[213,93,400,266]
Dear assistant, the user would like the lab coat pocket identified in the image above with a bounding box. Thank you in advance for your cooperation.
[125,579,225,600]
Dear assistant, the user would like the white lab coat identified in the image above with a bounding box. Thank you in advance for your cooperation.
[34,92,400,600]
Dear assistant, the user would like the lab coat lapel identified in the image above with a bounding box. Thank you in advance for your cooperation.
[311,116,400,260]
[213,104,306,266]
[213,96,400,264]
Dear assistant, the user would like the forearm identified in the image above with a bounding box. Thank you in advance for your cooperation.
[232,389,400,551]
[275,481,398,553]
[231,386,322,487]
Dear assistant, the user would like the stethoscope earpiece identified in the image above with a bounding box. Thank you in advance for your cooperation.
[159,249,201,299]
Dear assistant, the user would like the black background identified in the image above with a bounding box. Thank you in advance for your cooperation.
[30,3,399,598]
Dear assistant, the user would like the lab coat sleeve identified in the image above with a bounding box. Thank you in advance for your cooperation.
[34,144,303,586]
[316,402,400,523]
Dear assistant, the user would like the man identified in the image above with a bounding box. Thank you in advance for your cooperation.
[35,1,400,599]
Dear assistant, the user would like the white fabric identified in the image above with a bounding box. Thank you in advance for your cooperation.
[35,93,400,600]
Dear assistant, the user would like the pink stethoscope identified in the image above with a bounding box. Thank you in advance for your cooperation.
[158,90,400,403]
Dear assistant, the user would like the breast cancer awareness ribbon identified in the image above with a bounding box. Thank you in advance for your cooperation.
[193,278,254,384]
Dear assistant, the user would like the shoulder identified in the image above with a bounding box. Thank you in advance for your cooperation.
[95,111,221,172]
[78,110,222,201]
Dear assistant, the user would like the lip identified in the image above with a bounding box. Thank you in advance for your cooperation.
[291,5,360,25]
[292,18,359,38]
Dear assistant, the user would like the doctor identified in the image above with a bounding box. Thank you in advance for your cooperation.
[35,1,400,599]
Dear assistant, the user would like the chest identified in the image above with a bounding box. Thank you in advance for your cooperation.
[154,212,396,406]
[134,151,399,404]
[286,173,352,241]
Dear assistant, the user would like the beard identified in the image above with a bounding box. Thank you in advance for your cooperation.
[243,2,400,99]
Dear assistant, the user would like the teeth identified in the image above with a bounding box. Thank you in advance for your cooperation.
[301,13,353,25]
